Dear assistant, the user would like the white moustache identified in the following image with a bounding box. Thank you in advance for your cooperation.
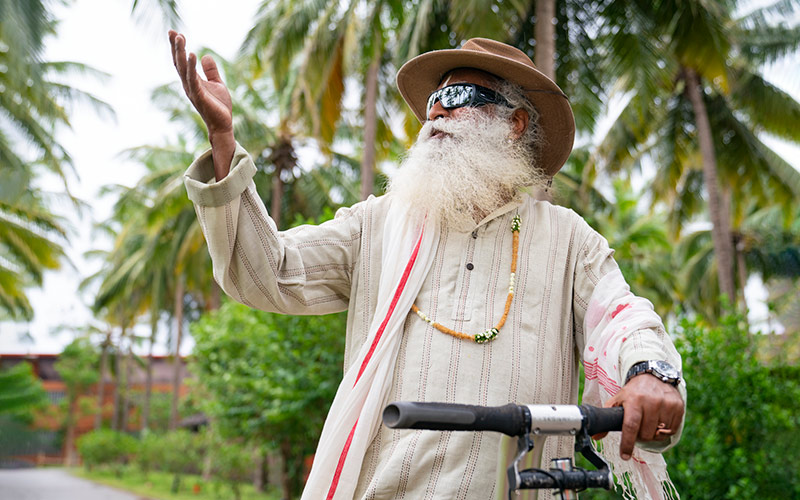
[419,118,472,142]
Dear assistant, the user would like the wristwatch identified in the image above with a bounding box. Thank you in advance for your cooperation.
[625,360,681,387]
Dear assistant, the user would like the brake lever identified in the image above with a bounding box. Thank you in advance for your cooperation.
[575,426,612,476]
[507,422,614,498]
[507,432,535,499]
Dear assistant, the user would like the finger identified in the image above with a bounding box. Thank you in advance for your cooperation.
[638,402,660,441]
[666,399,684,434]
[619,404,641,460]
[175,34,188,85]
[187,52,200,96]
[168,30,178,67]
[201,55,223,84]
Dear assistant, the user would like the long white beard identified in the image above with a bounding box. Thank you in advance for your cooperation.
[388,110,545,232]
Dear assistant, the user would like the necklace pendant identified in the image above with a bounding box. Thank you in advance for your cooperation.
[475,327,499,344]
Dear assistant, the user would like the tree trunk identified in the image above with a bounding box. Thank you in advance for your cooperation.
[142,318,156,431]
[271,164,283,229]
[534,0,556,81]
[361,50,380,200]
[684,67,736,304]
[111,335,121,431]
[202,422,214,481]
[269,134,296,230]
[94,332,111,430]
[64,396,78,466]
[170,277,185,430]
[736,235,749,315]
[280,439,293,500]
[120,343,132,432]
[252,444,265,492]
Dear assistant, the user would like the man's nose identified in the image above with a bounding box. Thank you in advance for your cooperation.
[427,99,451,121]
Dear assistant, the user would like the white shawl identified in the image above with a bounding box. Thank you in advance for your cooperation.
[582,270,681,500]
[301,205,439,500]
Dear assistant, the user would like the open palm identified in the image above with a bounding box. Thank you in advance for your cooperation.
[169,31,232,136]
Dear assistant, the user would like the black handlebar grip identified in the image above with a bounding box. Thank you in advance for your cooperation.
[518,469,613,490]
[383,402,529,436]
[579,405,624,436]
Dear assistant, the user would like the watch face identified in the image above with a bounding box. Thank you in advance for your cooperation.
[653,360,680,379]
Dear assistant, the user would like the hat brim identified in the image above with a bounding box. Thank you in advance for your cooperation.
[396,49,575,177]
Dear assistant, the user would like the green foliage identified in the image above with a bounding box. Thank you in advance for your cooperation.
[664,313,800,498]
[0,362,47,418]
[154,429,202,475]
[191,301,346,494]
[135,429,202,493]
[211,437,253,500]
[55,338,100,399]
[77,429,137,472]
[134,431,162,476]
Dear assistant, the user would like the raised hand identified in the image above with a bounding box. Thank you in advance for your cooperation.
[169,30,234,179]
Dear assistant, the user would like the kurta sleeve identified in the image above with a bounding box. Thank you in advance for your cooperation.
[184,144,363,315]
[572,220,686,452]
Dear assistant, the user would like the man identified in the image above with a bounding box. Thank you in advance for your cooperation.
[169,32,685,499]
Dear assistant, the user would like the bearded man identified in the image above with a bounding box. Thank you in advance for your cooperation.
[170,32,686,500]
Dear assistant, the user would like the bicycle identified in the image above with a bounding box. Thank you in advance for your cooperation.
[382,401,624,499]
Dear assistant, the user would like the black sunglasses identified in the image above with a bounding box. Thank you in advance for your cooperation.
[426,83,511,116]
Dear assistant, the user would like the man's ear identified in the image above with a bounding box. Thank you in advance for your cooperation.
[510,108,530,140]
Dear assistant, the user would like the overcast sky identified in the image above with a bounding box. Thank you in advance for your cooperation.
[1,0,261,354]
[1,0,798,354]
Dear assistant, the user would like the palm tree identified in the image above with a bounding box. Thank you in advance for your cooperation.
[55,337,100,466]
[243,0,415,202]
[1,0,111,319]
[0,191,69,320]
[594,0,800,308]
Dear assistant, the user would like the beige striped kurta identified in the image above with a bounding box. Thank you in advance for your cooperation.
[185,145,680,499]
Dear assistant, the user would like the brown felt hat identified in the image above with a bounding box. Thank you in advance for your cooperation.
[396,38,575,177]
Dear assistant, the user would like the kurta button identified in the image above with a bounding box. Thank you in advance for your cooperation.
[466,263,474,270]
[471,230,478,239]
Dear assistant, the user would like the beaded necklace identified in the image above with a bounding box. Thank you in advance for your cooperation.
[411,214,521,344]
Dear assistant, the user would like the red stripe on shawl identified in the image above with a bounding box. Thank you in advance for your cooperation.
[325,229,425,499]
[354,229,424,383]
[326,418,358,500]
[583,359,621,395]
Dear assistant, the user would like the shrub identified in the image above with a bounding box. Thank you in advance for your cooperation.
[664,313,800,498]
[212,439,252,500]
[77,429,136,473]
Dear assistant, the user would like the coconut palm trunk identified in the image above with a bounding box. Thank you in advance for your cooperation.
[271,164,284,229]
[684,67,737,303]
[361,51,380,200]
[63,395,79,466]
[534,0,556,80]
[142,318,156,431]
[269,133,297,229]
[94,331,111,430]
[170,277,185,430]
[111,332,123,431]
[121,343,133,431]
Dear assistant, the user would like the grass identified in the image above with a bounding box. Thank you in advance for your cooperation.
[70,465,282,500]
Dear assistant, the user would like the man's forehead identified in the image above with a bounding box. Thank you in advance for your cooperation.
[437,68,501,89]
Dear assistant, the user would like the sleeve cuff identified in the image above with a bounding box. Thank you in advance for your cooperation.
[184,143,257,207]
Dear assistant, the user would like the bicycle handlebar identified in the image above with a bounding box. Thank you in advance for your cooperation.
[382,402,623,437]
[518,468,613,490]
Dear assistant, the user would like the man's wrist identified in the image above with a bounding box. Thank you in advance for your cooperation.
[624,360,682,387]
[209,130,235,181]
